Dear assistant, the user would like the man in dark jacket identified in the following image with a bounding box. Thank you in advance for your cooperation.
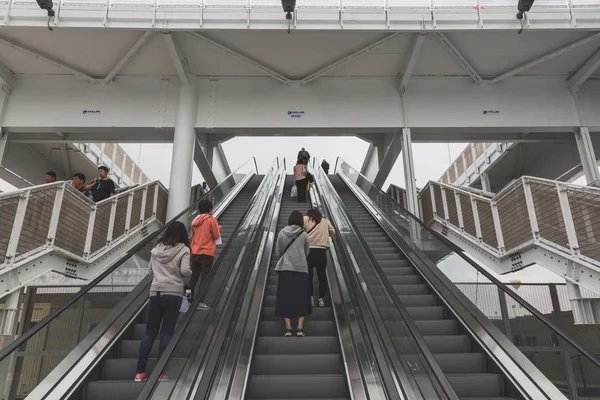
[321,159,330,174]
[297,148,310,163]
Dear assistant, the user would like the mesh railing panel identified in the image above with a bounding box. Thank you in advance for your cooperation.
[133,167,141,184]
[90,203,111,254]
[54,193,91,257]
[156,186,168,223]
[464,147,474,168]
[449,167,456,183]
[530,182,569,251]
[103,143,114,157]
[497,185,531,252]
[459,193,476,237]
[125,159,134,178]
[112,197,129,240]
[145,185,156,221]
[0,197,19,264]
[476,199,498,249]
[17,188,56,256]
[115,149,125,170]
[433,184,444,219]
[130,190,144,230]
[421,187,434,224]
[444,188,460,227]
[567,188,600,261]
[456,159,465,176]
[475,143,486,158]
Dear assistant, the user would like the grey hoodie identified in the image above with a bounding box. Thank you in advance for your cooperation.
[274,226,310,274]
[148,242,192,296]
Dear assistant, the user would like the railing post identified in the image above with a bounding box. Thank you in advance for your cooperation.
[491,201,505,253]
[454,190,464,230]
[556,183,580,256]
[152,182,160,217]
[430,185,438,217]
[46,184,66,247]
[440,187,450,223]
[106,198,118,246]
[522,180,540,242]
[83,208,97,260]
[140,185,148,223]
[4,191,31,266]
[124,191,135,233]
[471,195,483,242]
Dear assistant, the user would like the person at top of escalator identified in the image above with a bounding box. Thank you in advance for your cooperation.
[297,147,310,164]
[304,208,335,309]
[189,199,222,308]
[274,210,311,337]
[135,221,191,382]
[321,159,330,174]
[293,159,308,204]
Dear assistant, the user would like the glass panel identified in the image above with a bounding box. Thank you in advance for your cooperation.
[336,158,600,399]
[315,167,450,400]
[0,158,260,399]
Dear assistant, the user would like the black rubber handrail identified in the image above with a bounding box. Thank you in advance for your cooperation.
[315,171,459,400]
[138,169,281,399]
[335,157,600,369]
[0,158,259,364]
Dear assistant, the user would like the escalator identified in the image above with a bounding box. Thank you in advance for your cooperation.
[330,175,513,400]
[82,176,264,400]
[246,176,349,399]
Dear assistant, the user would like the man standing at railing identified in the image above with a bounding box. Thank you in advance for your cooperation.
[44,171,57,184]
[72,173,92,200]
[86,166,116,202]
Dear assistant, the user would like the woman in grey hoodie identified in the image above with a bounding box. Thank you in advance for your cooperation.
[274,210,311,337]
[135,221,192,382]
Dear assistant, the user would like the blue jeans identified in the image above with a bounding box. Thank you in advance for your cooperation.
[137,294,182,373]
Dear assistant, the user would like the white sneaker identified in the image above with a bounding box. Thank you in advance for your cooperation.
[196,302,211,310]
[318,298,325,308]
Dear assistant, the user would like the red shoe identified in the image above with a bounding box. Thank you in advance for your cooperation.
[134,373,148,382]
[159,374,168,381]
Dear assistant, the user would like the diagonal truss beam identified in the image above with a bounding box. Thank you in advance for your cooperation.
[488,32,600,85]
[568,46,600,92]
[188,32,292,86]
[0,35,96,83]
[163,33,192,86]
[433,33,482,84]
[399,33,427,95]
[0,61,15,91]
[300,33,404,86]
[104,31,155,85]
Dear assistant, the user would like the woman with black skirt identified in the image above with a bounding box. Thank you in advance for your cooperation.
[274,210,311,337]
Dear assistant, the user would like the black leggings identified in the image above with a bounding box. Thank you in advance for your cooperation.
[307,248,328,298]
[296,178,308,203]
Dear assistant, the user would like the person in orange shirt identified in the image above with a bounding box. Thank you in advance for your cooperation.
[189,200,222,307]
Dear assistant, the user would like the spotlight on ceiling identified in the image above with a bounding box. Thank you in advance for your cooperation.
[281,0,296,33]
[517,0,535,19]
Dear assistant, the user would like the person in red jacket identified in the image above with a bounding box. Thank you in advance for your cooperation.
[189,200,221,307]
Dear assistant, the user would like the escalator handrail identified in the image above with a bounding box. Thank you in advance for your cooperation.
[138,164,280,399]
[335,157,600,369]
[0,157,259,364]
[315,168,458,400]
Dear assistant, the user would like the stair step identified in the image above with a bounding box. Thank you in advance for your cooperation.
[435,353,487,374]
[261,307,333,321]
[251,354,344,375]
[246,374,349,398]
[447,373,505,397]
[258,321,337,337]
[254,337,341,354]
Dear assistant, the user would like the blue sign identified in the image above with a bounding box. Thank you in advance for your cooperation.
[288,111,304,118]
[83,110,101,115]
[483,110,500,115]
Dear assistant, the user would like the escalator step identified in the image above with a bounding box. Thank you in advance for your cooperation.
[414,320,457,335]
[381,265,412,275]
[261,307,334,321]
[405,306,445,320]
[386,275,421,285]
[120,339,196,358]
[393,284,429,295]
[254,337,341,354]
[397,294,438,307]
[84,381,144,400]
[423,335,471,353]
[251,354,344,375]
[246,374,349,398]
[258,321,337,337]
[447,373,504,397]
[434,353,486,374]
[101,358,187,380]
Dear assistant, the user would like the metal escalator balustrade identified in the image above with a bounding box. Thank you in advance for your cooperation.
[419,177,600,324]
[314,166,458,400]
[335,158,600,400]
[140,159,283,400]
[0,158,260,400]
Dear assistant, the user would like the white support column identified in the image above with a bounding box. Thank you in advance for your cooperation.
[83,208,97,259]
[471,195,483,242]
[374,132,403,189]
[574,127,600,185]
[401,128,419,215]
[167,84,198,220]
[523,180,540,242]
[360,143,379,182]
[480,172,492,192]
[209,141,232,183]
[0,130,7,165]
[46,184,66,247]
[491,202,505,253]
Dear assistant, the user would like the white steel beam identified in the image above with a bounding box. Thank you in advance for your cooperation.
[0,35,96,83]
[0,61,15,91]
[163,33,191,87]
[433,33,482,84]
[60,143,72,178]
[104,31,155,85]
[399,33,427,95]
[488,33,600,85]
[300,33,404,86]
[188,32,292,86]
[568,46,600,93]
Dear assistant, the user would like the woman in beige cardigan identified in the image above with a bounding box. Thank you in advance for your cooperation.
[303,209,336,308]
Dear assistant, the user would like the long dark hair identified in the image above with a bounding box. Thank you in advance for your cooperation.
[306,208,322,224]
[158,221,190,247]
[288,210,304,227]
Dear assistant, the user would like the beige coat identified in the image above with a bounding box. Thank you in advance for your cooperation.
[303,216,335,248]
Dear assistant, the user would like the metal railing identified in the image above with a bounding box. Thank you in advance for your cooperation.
[0,180,168,268]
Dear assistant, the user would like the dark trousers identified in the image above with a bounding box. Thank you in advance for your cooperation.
[296,178,308,203]
[307,248,328,298]
[189,254,214,299]
[137,294,182,373]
